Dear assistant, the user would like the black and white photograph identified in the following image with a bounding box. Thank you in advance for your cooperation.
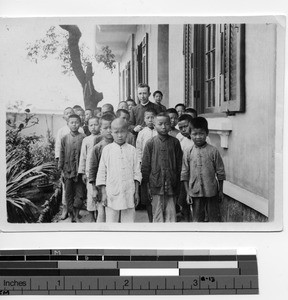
[0,16,284,231]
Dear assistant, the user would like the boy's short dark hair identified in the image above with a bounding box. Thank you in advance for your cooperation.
[102,103,114,111]
[116,109,130,118]
[144,108,157,116]
[185,107,198,117]
[153,90,163,97]
[68,114,81,123]
[137,83,150,94]
[100,113,115,125]
[191,117,209,134]
[126,98,136,105]
[88,117,100,125]
[73,105,83,110]
[74,107,85,113]
[166,108,178,115]
[118,100,127,105]
[178,113,193,124]
[175,103,186,109]
[156,112,170,121]
[64,107,73,111]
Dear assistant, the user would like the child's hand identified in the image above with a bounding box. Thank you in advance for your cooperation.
[186,195,193,205]
[92,186,98,202]
[60,171,65,183]
[102,193,107,207]
[134,125,143,133]
[82,174,87,185]
[147,184,152,198]
[218,190,224,203]
[134,192,140,207]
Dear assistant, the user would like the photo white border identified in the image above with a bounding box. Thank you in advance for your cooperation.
[0,15,284,232]
[0,1,288,300]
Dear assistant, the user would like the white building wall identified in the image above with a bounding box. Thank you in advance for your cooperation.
[118,25,159,104]
[169,25,185,108]
[208,24,277,216]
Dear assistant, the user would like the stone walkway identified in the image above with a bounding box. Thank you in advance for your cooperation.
[56,207,149,223]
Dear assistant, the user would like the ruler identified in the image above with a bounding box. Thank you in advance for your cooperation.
[0,249,258,295]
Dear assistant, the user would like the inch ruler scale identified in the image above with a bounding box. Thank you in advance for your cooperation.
[0,249,258,296]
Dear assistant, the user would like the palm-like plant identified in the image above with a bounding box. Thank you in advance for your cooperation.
[6,151,56,223]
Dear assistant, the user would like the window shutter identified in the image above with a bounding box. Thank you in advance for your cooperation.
[222,24,245,113]
[137,44,142,84]
[142,33,149,84]
[183,24,192,106]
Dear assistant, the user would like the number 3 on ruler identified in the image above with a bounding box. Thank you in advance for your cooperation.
[193,279,198,287]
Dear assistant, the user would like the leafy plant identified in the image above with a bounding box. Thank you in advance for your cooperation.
[6,109,58,223]
[6,112,40,171]
[26,26,92,75]
[6,152,56,223]
[6,100,32,113]
[95,45,116,73]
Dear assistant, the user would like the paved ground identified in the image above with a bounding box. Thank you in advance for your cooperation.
[56,207,149,223]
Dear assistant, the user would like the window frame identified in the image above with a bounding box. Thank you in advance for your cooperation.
[185,23,245,115]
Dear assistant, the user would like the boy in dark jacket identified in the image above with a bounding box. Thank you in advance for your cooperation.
[59,114,86,222]
[141,113,183,222]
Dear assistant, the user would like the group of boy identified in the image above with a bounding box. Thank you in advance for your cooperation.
[55,83,225,223]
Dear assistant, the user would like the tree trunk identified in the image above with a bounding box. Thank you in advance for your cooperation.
[60,25,103,110]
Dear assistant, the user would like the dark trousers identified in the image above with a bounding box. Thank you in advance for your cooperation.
[192,196,221,222]
[64,176,85,214]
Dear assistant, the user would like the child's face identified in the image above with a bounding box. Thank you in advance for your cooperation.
[144,112,155,129]
[88,118,100,135]
[68,117,81,133]
[191,128,207,147]
[168,113,178,129]
[100,120,113,140]
[94,109,102,118]
[154,93,162,104]
[178,120,191,138]
[85,110,93,122]
[154,116,171,136]
[118,112,130,123]
[63,108,74,122]
[176,106,185,117]
[127,100,136,112]
[111,123,128,146]
[75,109,85,125]
[118,102,129,111]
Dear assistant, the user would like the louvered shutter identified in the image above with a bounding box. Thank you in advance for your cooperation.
[142,33,148,84]
[222,24,245,113]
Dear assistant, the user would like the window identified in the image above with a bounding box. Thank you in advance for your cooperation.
[136,33,149,84]
[184,24,245,114]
